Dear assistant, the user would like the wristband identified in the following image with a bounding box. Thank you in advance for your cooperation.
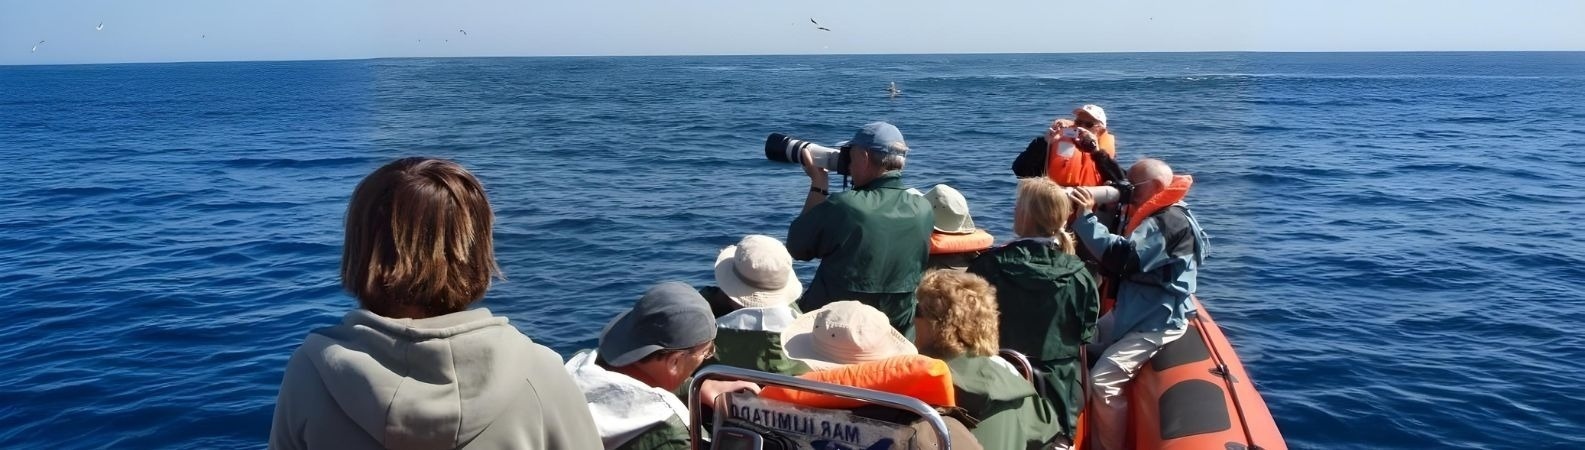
[810,186,829,196]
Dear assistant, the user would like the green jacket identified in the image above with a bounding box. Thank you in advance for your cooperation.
[946,355,1062,450]
[711,306,811,376]
[967,239,1099,438]
[613,416,688,450]
[788,172,933,336]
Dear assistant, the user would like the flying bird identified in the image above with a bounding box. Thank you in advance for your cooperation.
[31,40,44,52]
[810,18,820,25]
[817,26,830,32]
[96,22,104,31]
[458,29,467,36]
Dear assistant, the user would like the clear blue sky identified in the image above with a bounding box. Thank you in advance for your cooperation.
[3,0,1582,65]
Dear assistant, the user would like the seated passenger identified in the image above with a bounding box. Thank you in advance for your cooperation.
[779,301,983,450]
[703,235,810,375]
[967,177,1100,443]
[269,158,600,450]
[915,269,1065,450]
[1011,104,1118,186]
[566,282,759,450]
[1070,158,1209,450]
[782,301,918,370]
[923,184,995,272]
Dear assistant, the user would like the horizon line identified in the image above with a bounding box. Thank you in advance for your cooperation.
[4,49,1582,68]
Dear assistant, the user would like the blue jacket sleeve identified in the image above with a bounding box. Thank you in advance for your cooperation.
[1072,212,1170,278]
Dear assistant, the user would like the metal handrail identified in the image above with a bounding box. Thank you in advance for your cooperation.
[997,349,1036,383]
[687,365,952,450]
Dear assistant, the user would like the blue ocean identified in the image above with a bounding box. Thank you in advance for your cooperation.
[2,52,1584,449]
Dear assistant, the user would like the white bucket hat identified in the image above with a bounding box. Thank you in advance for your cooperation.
[924,184,976,234]
[714,235,803,308]
[781,301,917,370]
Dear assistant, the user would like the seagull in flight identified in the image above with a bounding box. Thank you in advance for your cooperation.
[458,29,468,36]
[31,40,44,53]
[810,18,830,31]
[96,22,104,31]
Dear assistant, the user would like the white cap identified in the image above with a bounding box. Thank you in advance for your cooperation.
[1076,104,1108,126]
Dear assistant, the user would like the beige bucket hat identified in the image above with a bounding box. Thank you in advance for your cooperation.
[782,301,917,370]
[924,184,976,234]
[714,235,803,308]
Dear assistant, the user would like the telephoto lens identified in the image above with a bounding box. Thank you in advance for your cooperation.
[763,133,848,175]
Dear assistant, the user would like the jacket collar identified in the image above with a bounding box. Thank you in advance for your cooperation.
[854,172,907,191]
[1125,174,1193,235]
[716,306,799,333]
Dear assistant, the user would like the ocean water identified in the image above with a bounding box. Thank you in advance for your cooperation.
[2,52,1584,449]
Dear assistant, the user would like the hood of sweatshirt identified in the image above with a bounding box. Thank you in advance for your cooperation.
[302,308,544,448]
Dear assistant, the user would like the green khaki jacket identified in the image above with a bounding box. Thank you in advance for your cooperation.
[613,416,688,450]
[788,172,933,336]
[946,355,1062,450]
[711,306,811,376]
[967,239,1099,437]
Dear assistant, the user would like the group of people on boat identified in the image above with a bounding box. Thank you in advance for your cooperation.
[268,104,1210,450]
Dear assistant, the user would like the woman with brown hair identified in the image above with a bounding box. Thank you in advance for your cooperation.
[966,177,1100,448]
[270,158,600,450]
[915,270,1061,450]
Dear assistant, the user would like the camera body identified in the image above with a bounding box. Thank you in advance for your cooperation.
[764,133,853,175]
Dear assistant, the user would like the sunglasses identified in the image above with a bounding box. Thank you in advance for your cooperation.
[1074,119,1098,128]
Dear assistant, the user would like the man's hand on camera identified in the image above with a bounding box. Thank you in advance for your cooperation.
[1072,126,1098,143]
[800,147,829,187]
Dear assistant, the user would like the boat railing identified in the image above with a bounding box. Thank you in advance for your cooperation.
[997,349,1036,383]
[687,364,952,450]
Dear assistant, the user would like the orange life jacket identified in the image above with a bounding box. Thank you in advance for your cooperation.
[1045,132,1116,187]
[758,354,956,409]
[1098,174,1193,316]
[927,229,994,255]
[1124,174,1193,235]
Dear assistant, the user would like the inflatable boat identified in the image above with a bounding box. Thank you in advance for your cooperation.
[687,296,1285,450]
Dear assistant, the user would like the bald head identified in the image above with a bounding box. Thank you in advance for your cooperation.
[1129,159,1173,186]
[1128,159,1173,203]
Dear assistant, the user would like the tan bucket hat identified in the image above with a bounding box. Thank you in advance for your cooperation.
[714,235,803,308]
[924,184,976,234]
[782,301,917,370]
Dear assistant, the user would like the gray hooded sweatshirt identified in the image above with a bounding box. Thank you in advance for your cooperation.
[269,308,601,450]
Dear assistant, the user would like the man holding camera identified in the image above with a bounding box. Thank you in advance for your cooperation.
[1069,158,1209,450]
[787,122,933,338]
[1012,104,1118,187]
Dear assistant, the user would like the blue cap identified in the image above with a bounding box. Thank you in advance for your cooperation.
[839,122,909,157]
[598,281,717,367]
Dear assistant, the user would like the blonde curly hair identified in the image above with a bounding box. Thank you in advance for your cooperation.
[915,270,999,358]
